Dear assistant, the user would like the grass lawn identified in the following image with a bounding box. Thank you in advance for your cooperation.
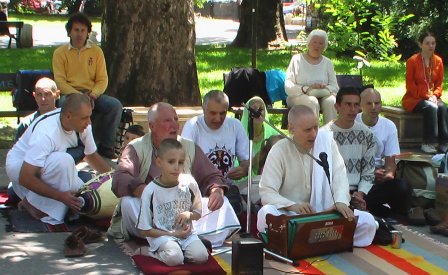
[1,14,447,148]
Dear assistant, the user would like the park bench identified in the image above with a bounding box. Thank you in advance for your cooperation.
[130,106,204,133]
[0,72,33,119]
[381,106,423,147]
[0,21,24,48]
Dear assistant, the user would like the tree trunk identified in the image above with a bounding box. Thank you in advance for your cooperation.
[232,0,287,49]
[102,0,201,106]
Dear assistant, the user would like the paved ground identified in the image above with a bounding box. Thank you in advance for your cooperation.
[0,17,303,48]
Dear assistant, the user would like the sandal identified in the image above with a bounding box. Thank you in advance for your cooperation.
[64,234,86,257]
[430,223,448,236]
[72,226,103,244]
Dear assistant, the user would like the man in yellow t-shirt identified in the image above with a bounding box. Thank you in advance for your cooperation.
[53,12,122,159]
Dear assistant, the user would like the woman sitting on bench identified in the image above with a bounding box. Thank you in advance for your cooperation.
[402,30,448,154]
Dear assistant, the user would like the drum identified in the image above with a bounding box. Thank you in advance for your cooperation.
[77,171,119,219]
[20,24,33,48]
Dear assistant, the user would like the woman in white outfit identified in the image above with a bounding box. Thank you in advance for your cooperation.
[285,29,339,124]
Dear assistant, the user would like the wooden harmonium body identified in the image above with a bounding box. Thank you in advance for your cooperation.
[262,211,357,260]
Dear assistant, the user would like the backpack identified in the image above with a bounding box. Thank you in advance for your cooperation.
[396,158,437,200]
[13,69,53,112]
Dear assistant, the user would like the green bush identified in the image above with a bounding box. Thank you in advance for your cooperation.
[317,0,413,62]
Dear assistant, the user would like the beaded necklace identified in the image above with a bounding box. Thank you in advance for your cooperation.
[421,53,433,95]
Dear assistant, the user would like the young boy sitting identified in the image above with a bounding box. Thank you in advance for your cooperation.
[122,124,145,149]
[136,138,209,266]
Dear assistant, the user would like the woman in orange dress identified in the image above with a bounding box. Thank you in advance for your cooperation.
[402,31,447,153]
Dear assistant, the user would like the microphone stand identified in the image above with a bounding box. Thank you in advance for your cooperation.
[240,105,261,238]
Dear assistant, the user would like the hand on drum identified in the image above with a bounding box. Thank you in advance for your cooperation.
[59,191,83,212]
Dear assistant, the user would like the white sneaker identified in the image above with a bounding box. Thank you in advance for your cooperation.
[439,144,448,153]
[421,144,437,154]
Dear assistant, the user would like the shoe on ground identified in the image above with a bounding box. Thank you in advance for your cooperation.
[430,223,448,236]
[421,144,437,154]
[424,208,442,226]
[98,146,118,159]
[408,207,426,226]
[439,144,448,153]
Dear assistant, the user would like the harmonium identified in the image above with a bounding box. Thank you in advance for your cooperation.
[259,211,357,261]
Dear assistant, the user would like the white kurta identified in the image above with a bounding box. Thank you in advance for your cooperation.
[257,131,376,247]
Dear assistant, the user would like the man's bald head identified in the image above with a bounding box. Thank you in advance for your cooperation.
[360,87,381,103]
[35,77,58,93]
[288,105,319,151]
[147,102,175,123]
[288,104,317,126]
[61,93,91,115]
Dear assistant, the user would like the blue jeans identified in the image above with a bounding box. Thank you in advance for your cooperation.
[61,94,123,149]
[413,99,448,144]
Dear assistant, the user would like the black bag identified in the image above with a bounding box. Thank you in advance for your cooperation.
[13,69,53,112]
[223,67,271,107]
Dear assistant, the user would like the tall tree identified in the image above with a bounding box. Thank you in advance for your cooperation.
[232,0,287,49]
[102,0,201,106]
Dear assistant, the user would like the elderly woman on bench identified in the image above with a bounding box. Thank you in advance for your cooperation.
[285,29,339,124]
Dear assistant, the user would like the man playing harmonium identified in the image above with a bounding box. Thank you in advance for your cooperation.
[257,105,377,247]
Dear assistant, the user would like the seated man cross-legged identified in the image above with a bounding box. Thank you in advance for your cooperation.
[257,105,377,247]
[6,94,112,225]
[356,87,412,219]
[112,102,241,247]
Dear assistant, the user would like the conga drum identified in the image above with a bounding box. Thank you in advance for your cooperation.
[20,24,33,48]
[77,171,119,219]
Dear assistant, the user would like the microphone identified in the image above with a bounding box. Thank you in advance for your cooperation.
[318,152,338,211]
[242,103,262,119]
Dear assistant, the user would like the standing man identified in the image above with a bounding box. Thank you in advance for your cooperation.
[6,94,111,225]
[181,90,249,180]
[112,103,241,247]
[322,87,376,212]
[257,105,376,247]
[356,87,412,219]
[15,77,60,140]
[52,12,122,159]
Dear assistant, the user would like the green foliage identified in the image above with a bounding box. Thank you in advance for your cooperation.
[382,0,448,62]
[319,0,413,62]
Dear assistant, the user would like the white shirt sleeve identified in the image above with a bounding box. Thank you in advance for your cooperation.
[80,125,97,155]
[181,117,197,142]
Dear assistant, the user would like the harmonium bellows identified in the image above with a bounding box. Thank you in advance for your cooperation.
[260,211,357,260]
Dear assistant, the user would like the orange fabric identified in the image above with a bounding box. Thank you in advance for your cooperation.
[402,53,444,112]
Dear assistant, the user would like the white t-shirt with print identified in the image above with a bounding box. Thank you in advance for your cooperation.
[181,115,249,176]
[136,173,203,252]
[356,113,400,167]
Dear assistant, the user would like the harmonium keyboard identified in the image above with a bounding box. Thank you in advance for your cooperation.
[259,211,357,260]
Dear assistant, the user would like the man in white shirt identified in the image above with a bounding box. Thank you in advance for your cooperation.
[257,105,377,247]
[356,87,412,218]
[181,90,249,180]
[6,93,111,225]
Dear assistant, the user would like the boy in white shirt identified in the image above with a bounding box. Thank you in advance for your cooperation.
[136,139,208,266]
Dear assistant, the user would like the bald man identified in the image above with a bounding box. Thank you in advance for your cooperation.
[356,87,412,219]
[6,93,111,225]
[15,77,60,140]
[257,105,377,247]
